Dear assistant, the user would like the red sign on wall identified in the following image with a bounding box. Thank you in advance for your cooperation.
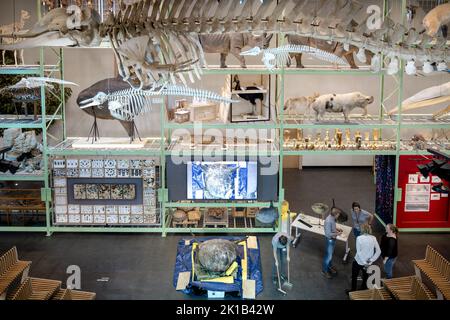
[396,155,450,229]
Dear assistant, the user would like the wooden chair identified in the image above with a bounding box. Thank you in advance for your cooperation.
[53,288,96,300]
[382,276,435,300]
[9,277,61,300]
[412,245,450,300]
[0,246,31,299]
[348,288,392,300]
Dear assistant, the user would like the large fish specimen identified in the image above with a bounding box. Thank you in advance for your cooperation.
[0,1,447,89]
[388,82,450,115]
[0,77,78,118]
[197,239,237,274]
[0,77,78,91]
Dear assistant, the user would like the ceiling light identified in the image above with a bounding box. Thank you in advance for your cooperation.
[423,60,434,74]
[405,59,417,75]
[437,61,447,72]
[387,57,399,75]
[370,53,381,72]
[356,47,367,63]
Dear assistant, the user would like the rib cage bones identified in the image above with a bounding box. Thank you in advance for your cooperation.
[102,0,448,86]
[100,85,236,121]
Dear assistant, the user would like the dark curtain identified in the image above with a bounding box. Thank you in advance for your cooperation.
[375,155,396,224]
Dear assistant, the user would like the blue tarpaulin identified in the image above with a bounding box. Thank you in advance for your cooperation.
[173,236,264,297]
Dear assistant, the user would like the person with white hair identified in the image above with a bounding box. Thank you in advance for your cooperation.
[346,223,381,293]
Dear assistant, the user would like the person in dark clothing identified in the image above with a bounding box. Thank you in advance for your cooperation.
[380,224,398,279]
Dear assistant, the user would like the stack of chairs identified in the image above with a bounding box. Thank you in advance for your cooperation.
[349,287,392,300]
[413,245,450,300]
[0,246,96,300]
[349,245,449,300]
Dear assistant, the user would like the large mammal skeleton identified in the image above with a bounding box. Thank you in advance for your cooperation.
[0,0,448,89]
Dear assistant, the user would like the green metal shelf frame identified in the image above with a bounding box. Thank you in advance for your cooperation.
[0,226,48,232]
[49,226,163,233]
[47,148,164,157]
[164,122,279,129]
[165,202,277,208]
[283,150,398,156]
[0,2,67,235]
[0,175,46,181]
[2,0,447,235]
[283,123,398,129]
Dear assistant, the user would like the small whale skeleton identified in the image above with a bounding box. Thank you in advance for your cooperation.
[240,45,348,70]
[79,84,238,122]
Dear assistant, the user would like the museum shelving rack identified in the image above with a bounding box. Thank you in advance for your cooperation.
[1,0,449,235]
[0,2,66,233]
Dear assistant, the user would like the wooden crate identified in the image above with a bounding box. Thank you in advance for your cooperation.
[204,209,229,228]
[189,103,218,122]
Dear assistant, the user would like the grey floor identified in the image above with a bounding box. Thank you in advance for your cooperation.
[0,168,449,300]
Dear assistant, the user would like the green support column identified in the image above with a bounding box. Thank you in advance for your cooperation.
[160,98,167,237]
[277,32,285,233]
[35,1,52,236]
[60,48,66,141]
[392,0,407,227]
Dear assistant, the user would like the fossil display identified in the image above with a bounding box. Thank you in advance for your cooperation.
[1,1,447,89]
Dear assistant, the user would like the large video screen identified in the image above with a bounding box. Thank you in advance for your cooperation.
[187,161,257,200]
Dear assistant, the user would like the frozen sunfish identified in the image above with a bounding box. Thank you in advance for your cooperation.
[198,239,237,273]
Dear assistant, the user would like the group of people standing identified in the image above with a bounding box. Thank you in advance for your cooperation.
[271,202,399,293]
[322,202,399,292]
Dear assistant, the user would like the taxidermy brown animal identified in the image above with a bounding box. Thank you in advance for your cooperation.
[423,3,450,37]
[284,93,320,115]
[199,33,273,68]
[311,92,374,122]
[0,10,30,65]
[285,35,373,69]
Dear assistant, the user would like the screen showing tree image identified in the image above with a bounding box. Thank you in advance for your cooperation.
[187,161,257,200]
